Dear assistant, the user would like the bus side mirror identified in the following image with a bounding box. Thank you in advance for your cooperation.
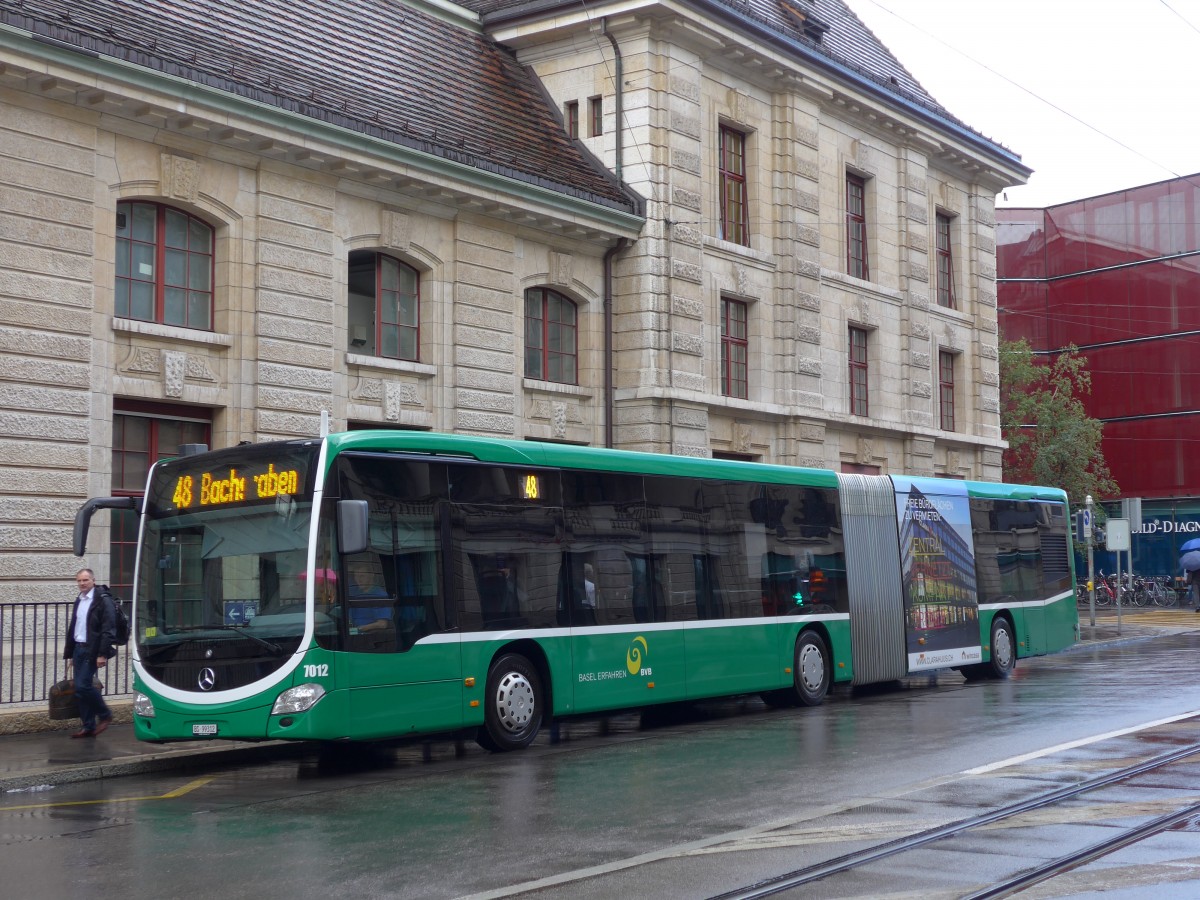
[74,496,140,556]
[337,500,369,555]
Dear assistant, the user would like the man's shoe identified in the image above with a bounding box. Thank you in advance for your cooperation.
[71,728,96,739]
[93,717,112,736]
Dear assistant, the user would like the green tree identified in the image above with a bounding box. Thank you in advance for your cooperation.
[998,338,1118,506]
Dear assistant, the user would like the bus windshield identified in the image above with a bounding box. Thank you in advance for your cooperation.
[134,444,320,689]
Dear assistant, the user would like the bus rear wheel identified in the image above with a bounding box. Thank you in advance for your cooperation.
[794,631,831,706]
[961,616,1016,681]
[985,616,1016,679]
[478,653,543,752]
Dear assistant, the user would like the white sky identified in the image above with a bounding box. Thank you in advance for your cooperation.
[847,0,1200,208]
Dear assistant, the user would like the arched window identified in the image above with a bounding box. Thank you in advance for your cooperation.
[348,251,419,360]
[524,288,577,384]
[115,201,214,330]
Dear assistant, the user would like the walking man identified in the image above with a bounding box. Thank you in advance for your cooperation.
[62,568,115,738]
[1181,548,1200,612]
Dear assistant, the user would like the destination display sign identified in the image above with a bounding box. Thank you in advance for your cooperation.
[148,447,317,515]
[171,463,299,509]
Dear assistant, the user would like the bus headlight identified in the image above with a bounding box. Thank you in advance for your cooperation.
[271,683,326,715]
[133,692,156,717]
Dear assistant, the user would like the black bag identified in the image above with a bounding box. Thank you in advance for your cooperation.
[113,598,131,647]
[98,585,131,646]
[48,677,103,720]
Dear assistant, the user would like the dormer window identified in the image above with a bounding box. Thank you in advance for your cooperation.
[779,0,829,42]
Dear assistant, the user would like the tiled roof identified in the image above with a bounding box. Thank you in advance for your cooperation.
[0,0,639,212]
[460,0,1015,160]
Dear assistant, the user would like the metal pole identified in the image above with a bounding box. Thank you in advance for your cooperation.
[1086,495,1095,627]
[1115,548,1122,635]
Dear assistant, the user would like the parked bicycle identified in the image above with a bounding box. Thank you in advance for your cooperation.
[1078,574,1114,607]
[1145,576,1177,607]
[1075,573,1189,609]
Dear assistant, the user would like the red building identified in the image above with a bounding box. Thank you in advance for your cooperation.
[997,176,1200,576]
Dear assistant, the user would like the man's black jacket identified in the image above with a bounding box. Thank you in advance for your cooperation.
[63,586,117,661]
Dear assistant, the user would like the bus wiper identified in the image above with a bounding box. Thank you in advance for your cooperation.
[141,626,283,658]
[213,625,284,655]
[142,637,201,660]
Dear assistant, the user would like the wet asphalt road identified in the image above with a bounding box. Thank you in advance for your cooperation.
[5,630,1200,899]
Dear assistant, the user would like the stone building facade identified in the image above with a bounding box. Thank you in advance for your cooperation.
[0,0,1028,600]
[481,0,1030,472]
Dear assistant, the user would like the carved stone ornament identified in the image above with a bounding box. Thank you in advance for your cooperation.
[164,350,186,398]
[856,436,873,465]
[382,210,411,254]
[550,252,573,288]
[384,381,419,420]
[732,422,752,454]
[161,153,199,203]
[119,347,161,375]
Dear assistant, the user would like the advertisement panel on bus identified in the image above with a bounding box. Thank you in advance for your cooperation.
[892,477,982,672]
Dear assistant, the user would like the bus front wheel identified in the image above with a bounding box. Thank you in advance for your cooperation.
[794,631,831,707]
[478,653,544,752]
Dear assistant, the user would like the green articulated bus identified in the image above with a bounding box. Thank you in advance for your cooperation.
[73,431,1079,751]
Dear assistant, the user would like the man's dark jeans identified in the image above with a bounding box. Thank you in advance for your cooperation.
[72,646,110,731]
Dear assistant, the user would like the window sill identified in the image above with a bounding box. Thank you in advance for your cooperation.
[345,353,436,377]
[930,303,971,322]
[820,269,903,301]
[522,378,593,399]
[702,236,775,266]
[112,318,233,347]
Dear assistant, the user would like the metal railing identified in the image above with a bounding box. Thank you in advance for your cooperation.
[0,602,133,705]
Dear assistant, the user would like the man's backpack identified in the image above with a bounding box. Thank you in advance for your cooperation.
[98,585,131,646]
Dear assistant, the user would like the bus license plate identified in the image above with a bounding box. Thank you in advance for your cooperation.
[192,724,218,736]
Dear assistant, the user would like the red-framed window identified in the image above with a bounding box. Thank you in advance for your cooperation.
[936,213,956,309]
[846,174,869,280]
[115,201,214,330]
[849,326,868,417]
[565,101,579,139]
[841,461,881,475]
[525,287,578,384]
[719,126,749,246]
[347,251,419,360]
[589,96,603,137]
[110,402,212,599]
[721,298,748,399]
[939,350,956,431]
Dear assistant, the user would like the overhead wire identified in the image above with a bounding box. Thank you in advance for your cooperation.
[852,0,1200,195]
[1157,0,1200,36]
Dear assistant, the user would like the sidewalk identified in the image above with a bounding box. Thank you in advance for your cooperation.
[0,611,1188,794]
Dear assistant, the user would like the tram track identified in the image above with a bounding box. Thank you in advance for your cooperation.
[709,740,1200,900]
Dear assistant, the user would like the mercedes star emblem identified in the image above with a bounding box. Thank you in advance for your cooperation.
[198,667,217,691]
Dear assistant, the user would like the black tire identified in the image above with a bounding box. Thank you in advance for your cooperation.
[477,653,543,752]
[793,631,831,707]
[985,616,1016,680]
[760,689,798,709]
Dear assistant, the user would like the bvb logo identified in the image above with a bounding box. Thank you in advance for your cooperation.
[626,635,648,675]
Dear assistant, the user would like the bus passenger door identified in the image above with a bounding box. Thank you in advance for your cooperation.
[329,456,462,740]
[344,547,462,739]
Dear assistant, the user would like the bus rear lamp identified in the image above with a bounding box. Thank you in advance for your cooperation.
[133,692,156,718]
[272,683,326,715]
